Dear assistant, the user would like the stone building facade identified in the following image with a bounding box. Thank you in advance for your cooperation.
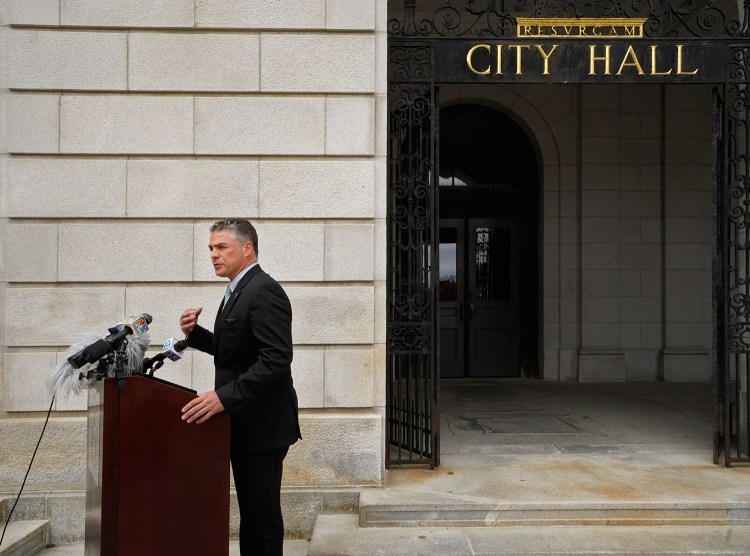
[1,0,387,543]
[0,0,716,545]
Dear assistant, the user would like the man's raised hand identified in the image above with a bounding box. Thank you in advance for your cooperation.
[179,306,203,336]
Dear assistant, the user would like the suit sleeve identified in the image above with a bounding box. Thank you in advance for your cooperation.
[186,324,215,356]
[215,281,293,411]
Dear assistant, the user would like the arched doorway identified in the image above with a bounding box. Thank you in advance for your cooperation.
[437,104,540,378]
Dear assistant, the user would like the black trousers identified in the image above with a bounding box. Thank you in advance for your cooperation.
[231,447,289,556]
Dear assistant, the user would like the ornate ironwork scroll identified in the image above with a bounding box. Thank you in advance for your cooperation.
[388,0,741,38]
[386,43,440,468]
[718,40,750,465]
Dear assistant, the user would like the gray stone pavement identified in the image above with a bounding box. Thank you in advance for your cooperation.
[308,381,750,554]
[41,540,311,555]
[438,380,716,464]
[309,514,750,555]
[376,381,750,515]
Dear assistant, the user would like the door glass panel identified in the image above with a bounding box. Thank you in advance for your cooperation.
[474,226,510,302]
[439,228,458,302]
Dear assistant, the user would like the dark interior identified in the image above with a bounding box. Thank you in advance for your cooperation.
[439,103,540,378]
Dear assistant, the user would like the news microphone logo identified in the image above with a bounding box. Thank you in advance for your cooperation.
[162,337,188,362]
[114,314,151,336]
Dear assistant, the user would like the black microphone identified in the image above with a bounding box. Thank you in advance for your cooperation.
[68,314,153,369]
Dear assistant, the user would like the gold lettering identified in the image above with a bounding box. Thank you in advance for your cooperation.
[517,18,647,39]
[616,45,645,75]
[467,44,491,75]
[676,44,699,75]
[589,44,612,75]
[649,45,672,76]
[509,44,530,75]
[496,44,503,75]
[536,44,558,75]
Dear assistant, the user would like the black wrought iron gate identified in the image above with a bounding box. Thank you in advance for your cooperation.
[386,0,750,468]
[386,43,440,467]
[716,38,750,465]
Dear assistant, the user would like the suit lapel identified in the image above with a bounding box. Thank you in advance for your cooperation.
[214,264,262,339]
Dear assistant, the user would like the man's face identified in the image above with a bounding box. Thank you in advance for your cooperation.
[208,230,255,280]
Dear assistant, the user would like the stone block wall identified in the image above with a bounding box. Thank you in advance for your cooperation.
[576,84,712,381]
[0,0,386,543]
[662,85,713,381]
[579,84,665,381]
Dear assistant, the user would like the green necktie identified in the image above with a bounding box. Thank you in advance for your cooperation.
[223,285,231,307]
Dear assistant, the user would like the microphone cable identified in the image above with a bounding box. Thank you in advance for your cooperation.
[0,395,55,549]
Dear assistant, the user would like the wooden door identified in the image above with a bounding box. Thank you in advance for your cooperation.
[439,219,520,378]
[467,219,520,377]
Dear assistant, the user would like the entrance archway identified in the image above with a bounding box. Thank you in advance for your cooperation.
[386,0,749,468]
[438,103,539,378]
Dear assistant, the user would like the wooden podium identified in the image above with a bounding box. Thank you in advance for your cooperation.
[85,375,230,555]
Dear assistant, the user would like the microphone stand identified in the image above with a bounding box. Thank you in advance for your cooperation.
[142,354,166,377]
[78,338,132,387]
[112,339,128,377]
[79,354,112,381]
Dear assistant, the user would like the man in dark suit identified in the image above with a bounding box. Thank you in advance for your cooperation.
[179,218,301,556]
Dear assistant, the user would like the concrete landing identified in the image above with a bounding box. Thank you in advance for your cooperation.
[438,381,717,465]
[371,382,750,528]
[364,457,750,527]
[309,514,750,555]
[312,381,750,554]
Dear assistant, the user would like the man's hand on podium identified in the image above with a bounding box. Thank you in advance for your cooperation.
[182,391,225,424]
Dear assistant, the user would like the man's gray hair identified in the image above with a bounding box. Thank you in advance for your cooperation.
[210,219,259,255]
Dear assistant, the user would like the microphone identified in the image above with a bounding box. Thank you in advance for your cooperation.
[68,314,153,369]
[113,314,151,337]
[49,331,151,398]
[143,337,189,375]
[163,337,188,362]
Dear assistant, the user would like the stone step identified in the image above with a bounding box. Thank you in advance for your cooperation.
[308,514,750,555]
[359,490,750,528]
[36,540,310,555]
[0,499,7,523]
[0,521,49,556]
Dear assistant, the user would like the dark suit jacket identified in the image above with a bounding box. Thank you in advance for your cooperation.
[186,264,301,455]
